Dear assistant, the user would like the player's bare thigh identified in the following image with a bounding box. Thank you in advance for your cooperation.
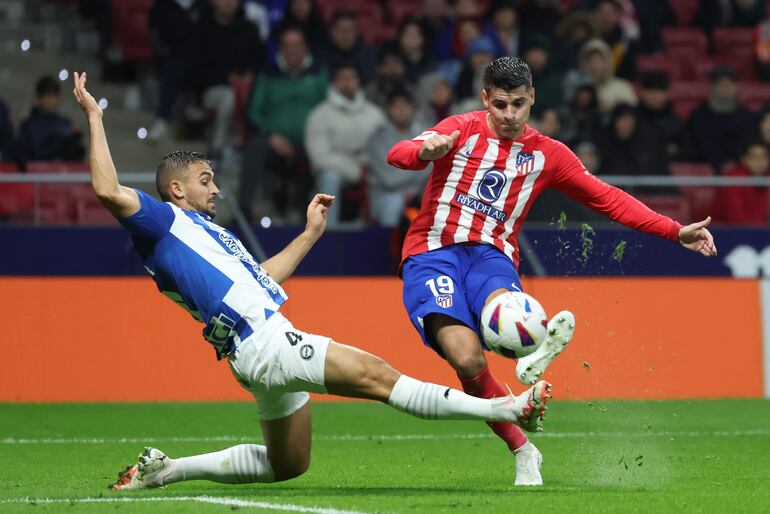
[323,341,401,402]
[260,400,312,481]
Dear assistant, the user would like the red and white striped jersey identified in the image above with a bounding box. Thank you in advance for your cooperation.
[387,110,682,268]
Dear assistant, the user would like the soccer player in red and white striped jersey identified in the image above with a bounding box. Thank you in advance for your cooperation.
[388,57,717,486]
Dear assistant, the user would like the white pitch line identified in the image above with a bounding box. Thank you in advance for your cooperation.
[1,429,769,445]
[0,495,368,514]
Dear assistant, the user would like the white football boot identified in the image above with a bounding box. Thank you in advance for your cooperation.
[516,310,576,385]
[110,447,170,490]
[493,380,551,432]
[514,441,543,486]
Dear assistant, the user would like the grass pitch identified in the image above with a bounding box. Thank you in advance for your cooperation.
[1,400,769,513]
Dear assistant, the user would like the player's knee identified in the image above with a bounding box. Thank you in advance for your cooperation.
[448,351,486,377]
[359,356,400,399]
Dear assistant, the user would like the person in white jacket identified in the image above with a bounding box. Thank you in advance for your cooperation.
[305,64,385,226]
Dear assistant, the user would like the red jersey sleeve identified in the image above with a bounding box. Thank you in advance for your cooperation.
[387,115,466,170]
[548,141,682,242]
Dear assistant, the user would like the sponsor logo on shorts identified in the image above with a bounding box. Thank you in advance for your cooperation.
[300,344,314,360]
[436,294,453,308]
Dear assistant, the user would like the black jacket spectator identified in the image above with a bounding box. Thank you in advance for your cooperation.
[191,4,264,91]
[319,12,377,85]
[636,71,684,160]
[17,77,84,163]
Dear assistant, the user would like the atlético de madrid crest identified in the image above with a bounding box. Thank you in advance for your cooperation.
[515,152,535,175]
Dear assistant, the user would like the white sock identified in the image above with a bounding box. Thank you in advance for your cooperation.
[388,375,508,421]
[162,444,275,484]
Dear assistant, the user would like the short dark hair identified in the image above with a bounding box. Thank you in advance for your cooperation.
[156,150,210,202]
[35,76,60,97]
[483,57,532,92]
[386,88,415,106]
[331,62,359,81]
[639,70,669,90]
[330,10,356,27]
[742,138,769,157]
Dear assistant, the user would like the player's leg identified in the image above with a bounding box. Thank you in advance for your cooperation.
[322,339,549,426]
[111,395,311,490]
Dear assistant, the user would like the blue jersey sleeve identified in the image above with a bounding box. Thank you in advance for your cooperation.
[118,189,174,241]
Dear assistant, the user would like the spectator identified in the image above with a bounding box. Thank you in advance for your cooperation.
[417,0,454,62]
[598,103,670,194]
[565,38,637,113]
[523,35,562,117]
[319,12,377,85]
[712,139,770,226]
[364,48,416,109]
[190,0,264,156]
[594,0,638,80]
[535,107,561,139]
[271,0,327,52]
[452,10,484,59]
[632,0,675,53]
[417,73,455,125]
[17,76,84,164]
[518,0,559,41]
[396,19,436,84]
[685,66,756,171]
[147,0,202,143]
[454,36,495,101]
[367,90,429,227]
[561,84,602,147]
[0,98,14,161]
[554,10,598,72]
[636,71,683,160]
[305,64,384,226]
[575,141,602,174]
[695,0,766,37]
[482,1,521,58]
[240,27,327,220]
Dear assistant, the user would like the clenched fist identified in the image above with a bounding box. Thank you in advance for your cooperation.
[418,130,461,161]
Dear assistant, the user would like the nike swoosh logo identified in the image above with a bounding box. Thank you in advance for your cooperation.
[444,388,451,399]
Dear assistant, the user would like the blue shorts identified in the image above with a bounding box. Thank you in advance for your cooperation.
[401,244,523,355]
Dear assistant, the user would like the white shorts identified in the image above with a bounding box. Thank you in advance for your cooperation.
[228,313,330,420]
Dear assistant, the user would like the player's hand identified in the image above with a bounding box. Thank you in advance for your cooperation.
[418,130,460,161]
[678,216,717,257]
[305,193,335,239]
[72,72,102,118]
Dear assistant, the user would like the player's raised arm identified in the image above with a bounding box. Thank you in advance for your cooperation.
[260,194,335,284]
[72,72,139,218]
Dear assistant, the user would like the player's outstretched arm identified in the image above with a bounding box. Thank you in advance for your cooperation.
[387,130,460,170]
[72,72,139,218]
[260,194,334,283]
[678,216,717,256]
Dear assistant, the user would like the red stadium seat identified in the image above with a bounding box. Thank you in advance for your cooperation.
[668,81,710,119]
[0,161,34,220]
[668,0,699,26]
[713,27,755,56]
[691,54,757,81]
[662,27,709,54]
[76,198,118,226]
[635,195,691,223]
[738,81,770,110]
[25,161,92,224]
[636,54,685,80]
[112,0,154,62]
[669,162,717,221]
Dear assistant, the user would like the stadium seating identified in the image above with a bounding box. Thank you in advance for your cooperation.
[668,0,699,26]
[26,161,92,224]
[662,27,709,55]
[713,27,755,57]
[636,53,685,80]
[635,194,691,222]
[0,162,33,220]
[112,0,154,62]
[669,162,717,222]
[737,81,770,111]
[668,81,710,119]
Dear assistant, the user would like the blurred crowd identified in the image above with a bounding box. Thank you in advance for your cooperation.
[3,0,770,227]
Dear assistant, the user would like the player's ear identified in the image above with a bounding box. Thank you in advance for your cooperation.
[169,179,185,200]
[530,86,536,105]
[481,88,489,108]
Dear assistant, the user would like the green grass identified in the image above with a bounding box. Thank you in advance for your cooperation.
[1,400,769,513]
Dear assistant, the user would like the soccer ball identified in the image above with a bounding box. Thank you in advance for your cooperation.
[480,291,548,359]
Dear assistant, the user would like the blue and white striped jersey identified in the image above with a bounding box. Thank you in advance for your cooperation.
[119,189,287,358]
